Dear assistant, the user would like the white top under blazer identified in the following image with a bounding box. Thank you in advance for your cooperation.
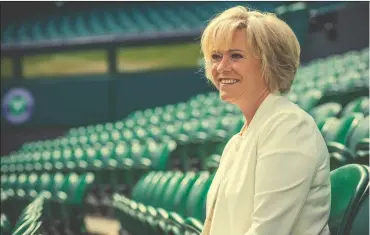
[203,93,331,235]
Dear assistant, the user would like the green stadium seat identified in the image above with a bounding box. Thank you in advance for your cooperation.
[147,140,177,170]
[13,174,29,211]
[142,172,171,206]
[89,145,118,194]
[355,138,369,165]
[164,173,212,234]
[329,164,369,235]
[184,217,204,234]
[137,172,164,204]
[330,115,368,151]
[322,113,364,144]
[28,175,43,200]
[150,172,174,207]
[205,154,221,174]
[342,96,369,117]
[43,173,63,215]
[296,89,323,112]
[141,173,184,235]
[12,158,23,173]
[72,147,89,174]
[118,173,161,234]
[18,154,29,173]
[11,194,46,235]
[112,142,134,191]
[13,217,43,235]
[61,147,77,172]
[5,174,18,197]
[172,172,199,216]
[126,144,152,187]
[286,92,298,103]
[1,175,9,192]
[185,172,212,221]
[130,172,156,203]
[322,113,364,169]
[160,172,185,211]
[44,173,94,233]
[348,116,369,151]
[329,152,348,171]
[41,151,53,172]
[1,189,16,226]
[1,213,12,235]
[309,102,342,125]
[51,149,64,172]
[15,195,43,222]
[348,191,369,235]
[22,174,39,204]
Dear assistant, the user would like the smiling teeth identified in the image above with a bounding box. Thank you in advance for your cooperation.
[220,79,238,84]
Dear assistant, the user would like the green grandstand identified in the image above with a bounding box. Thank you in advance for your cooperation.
[0,2,368,235]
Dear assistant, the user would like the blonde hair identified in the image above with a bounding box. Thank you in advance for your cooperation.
[201,6,300,94]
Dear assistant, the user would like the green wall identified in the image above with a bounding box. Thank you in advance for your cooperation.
[1,68,214,128]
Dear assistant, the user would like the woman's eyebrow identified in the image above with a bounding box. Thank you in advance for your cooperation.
[211,49,245,53]
[228,49,245,53]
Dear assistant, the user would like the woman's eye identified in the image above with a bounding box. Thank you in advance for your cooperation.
[231,53,243,59]
[211,54,222,60]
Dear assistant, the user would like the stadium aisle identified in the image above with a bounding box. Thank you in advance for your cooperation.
[85,216,120,235]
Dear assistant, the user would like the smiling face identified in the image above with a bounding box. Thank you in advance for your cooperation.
[210,29,269,106]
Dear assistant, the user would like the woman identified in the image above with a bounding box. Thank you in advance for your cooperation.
[200,6,331,235]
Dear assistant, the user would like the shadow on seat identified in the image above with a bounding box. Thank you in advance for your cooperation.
[329,164,369,235]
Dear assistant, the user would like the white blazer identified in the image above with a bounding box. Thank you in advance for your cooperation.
[203,93,331,235]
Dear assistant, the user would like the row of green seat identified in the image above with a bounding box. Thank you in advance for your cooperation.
[3,2,345,46]
[1,190,13,235]
[1,2,277,44]
[2,140,175,171]
[62,91,368,148]
[2,104,367,176]
[113,170,212,235]
[0,138,219,216]
[18,115,241,155]
[297,48,369,78]
[1,172,94,234]
[112,164,369,235]
[320,113,369,169]
[9,193,45,235]
[292,48,369,91]
[310,97,369,122]
[123,89,368,136]
[7,93,368,162]
[1,141,174,199]
[288,48,369,103]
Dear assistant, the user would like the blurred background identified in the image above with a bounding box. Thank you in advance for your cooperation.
[1,1,369,235]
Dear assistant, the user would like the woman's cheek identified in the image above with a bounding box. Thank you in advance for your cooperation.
[211,64,219,88]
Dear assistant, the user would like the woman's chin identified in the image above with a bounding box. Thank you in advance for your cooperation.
[219,92,235,103]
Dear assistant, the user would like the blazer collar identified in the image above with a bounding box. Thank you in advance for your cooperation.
[245,93,283,133]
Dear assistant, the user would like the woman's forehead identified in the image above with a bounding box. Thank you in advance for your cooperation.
[210,29,249,53]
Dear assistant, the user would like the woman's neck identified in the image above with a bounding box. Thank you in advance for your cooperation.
[240,89,270,133]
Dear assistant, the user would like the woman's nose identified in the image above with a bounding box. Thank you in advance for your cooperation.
[217,56,231,73]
